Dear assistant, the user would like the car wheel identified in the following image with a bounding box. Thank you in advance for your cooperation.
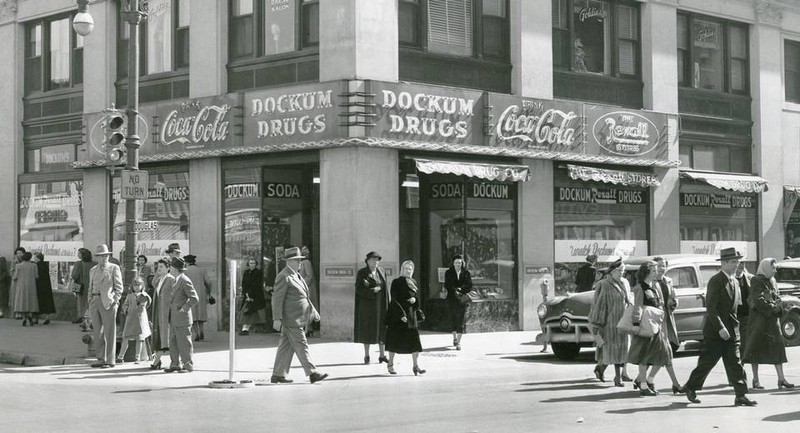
[781,311,800,347]
[551,343,580,360]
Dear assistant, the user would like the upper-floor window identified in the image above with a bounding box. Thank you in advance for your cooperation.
[677,13,748,94]
[786,40,800,104]
[229,0,319,61]
[25,15,84,94]
[399,0,509,61]
[552,0,639,77]
[118,0,190,78]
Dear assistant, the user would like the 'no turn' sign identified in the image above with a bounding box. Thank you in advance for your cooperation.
[121,170,149,200]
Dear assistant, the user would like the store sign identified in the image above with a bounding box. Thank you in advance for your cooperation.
[585,105,671,160]
[469,182,511,199]
[555,240,648,263]
[225,183,260,199]
[567,164,660,188]
[555,187,648,205]
[264,182,301,199]
[19,241,84,263]
[488,94,583,152]
[159,98,234,150]
[112,240,190,264]
[371,82,482,144]
[680,193,756,209]
[430,182,464,199]
[40,144,75,172]
[680,241,756,261]
[244,82,341,146]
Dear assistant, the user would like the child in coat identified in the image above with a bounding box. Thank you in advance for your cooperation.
[118,277,152,364]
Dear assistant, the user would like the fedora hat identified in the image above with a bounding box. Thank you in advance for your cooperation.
[283,247,305,261]
[717,247,743,261]
[171,257,186,270]
[365,251,382,263]
[183,254,197,264]
[94,244,113,256]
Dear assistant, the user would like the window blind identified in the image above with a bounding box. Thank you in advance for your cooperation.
[617,5,637,75]
[427,0,473,57]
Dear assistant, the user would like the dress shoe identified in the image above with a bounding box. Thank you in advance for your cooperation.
[100,364,114,369]
[90,362,105,368]
[633,379,641,390]
[413,366,426,376]
[752,379,764,390]
[639,388,657,397]
[163,366,182,373]
[620,373,633,382]
[613,378,624,387]
[378,355,389,364]
[271,375,293,384]
[178,365,193,373]
[150,359,162,370]
[593,366,605,383]
[239,330,250,336]
[778,379,796,389]
[199,331,205,341]
[646,382,659,395]
[455,343,462,351]
[310,372,329,383]
[363,356,370,365]
[734,396,758,407]
[21,319,27,327]
[672,385,685,394]
[42,319,50,325]
[685,388,701,404]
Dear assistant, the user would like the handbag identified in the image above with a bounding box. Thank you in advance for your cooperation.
[457,291,472,305]
[208,295,216,305]
[616,305,637,334]
[414,309,426,323]
[241,299,255,314]
[639,306,665,337]
[71,281,83,294]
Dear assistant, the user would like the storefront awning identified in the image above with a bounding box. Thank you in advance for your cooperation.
[413,158,530,182]
[566,164,660,187]
[680,171,769,193]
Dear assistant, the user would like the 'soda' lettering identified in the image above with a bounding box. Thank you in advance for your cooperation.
[265,183,301,199]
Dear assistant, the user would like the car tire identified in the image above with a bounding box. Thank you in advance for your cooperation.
[551,343,580,360]
[781,310,800,347]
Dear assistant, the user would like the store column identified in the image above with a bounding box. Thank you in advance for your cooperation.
[0,12,19,258]
[752,8,785,257]
[642,0,680,254]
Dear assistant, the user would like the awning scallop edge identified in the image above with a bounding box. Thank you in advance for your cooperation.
[413,158,530,182]
[567,164,661,187]
[680,171,769,193]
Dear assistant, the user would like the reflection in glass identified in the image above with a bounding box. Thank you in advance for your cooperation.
[692,19,723,91]
[146,0,173,74]
[49,18,71,88]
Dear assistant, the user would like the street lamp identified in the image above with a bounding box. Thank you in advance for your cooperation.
[75,0,145,287]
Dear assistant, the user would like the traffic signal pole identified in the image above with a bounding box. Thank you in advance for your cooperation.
[122,0,142,287]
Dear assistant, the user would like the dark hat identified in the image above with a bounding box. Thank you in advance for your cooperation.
[717,247,743,261]
[601,258,623,274]
[183,254,197,264]
[365,251,382,263]
[283,247,305,261]
[171,257,186,270]
[94,244,113,256]
[166,243,182,254]
[586,254,598,263]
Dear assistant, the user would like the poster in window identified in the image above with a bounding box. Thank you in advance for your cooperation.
[572,0,608,74]
[264,0,296,55]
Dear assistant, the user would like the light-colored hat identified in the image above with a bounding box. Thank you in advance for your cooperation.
[284,247,305,261]
[94,244,113,256]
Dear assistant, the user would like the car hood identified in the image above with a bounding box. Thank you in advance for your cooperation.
[544,291,594,319]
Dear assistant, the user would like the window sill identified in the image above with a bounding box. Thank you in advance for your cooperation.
[228,49,320,70]
[399,47,510,67]
[783,100,800,113]
[23,86,84,102]
[116,69,190,85]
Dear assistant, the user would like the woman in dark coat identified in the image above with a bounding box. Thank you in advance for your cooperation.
[443,255,472,350]
[32,253,56,324]
[385,260,425,375]
[71,248,96,328]
[239,258,266,335]
[743,258,794,389]
[148,259,174,370]
[354,251,389,364]
[0,256,10,318]
[13,252,39,326]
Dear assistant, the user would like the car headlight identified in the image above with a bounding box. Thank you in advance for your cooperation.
[537,304,547,319]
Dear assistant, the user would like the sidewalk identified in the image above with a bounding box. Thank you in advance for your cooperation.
[0,318,543,368]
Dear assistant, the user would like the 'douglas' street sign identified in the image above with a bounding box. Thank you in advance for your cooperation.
[121,170,149,200]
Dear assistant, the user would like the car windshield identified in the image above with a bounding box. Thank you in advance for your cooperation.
[776,267,800,282]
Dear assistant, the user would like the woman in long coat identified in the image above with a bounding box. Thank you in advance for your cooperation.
[354,251,389,364]
[239,258,266,335]
[10,247,25,319]
[0,256,10,318]
[184,255,213,341]
[13,252,39,326]
[587,258,632,386]
[32,253,56,324]
[443,254,473,350]
[743,258,794,389]
[385,260,425,375]
[71,248,96,327]
[148,259,175,370]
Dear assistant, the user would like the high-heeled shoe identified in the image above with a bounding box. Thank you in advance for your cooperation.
[778,379,795,389]
[455,343,461,351]
[21,318,27,327]
[672,385,685,394]
[640,387,657,397]
[621,373,633,382]
[752,379,764,390]
[633,379,641,390]
[413,366,426,376]
[150,359,162,370]
[613,378,624,387]
[363,356,371,364]
[646,381,659,395]
[387,363,396,375]
[378,355,389,364]
[593,366,605,383]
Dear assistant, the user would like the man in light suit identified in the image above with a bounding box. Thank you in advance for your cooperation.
[164,257,199,373]
[684,248,757,407]
[271,247,328,384]
[88,244,123,368]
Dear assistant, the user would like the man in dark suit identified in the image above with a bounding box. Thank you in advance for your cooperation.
[574,254,598,293]
[684,248,756,406]
[270,247,328,384]
[164,257,199,373]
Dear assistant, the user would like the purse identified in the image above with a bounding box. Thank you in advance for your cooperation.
[616,304,637,334]
[71,281,83,294]
[638,306,665,337]
[415,309,426,323]
[457,292,472,305]
[208,295,216,305]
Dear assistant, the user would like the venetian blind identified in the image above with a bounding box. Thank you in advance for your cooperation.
[552,0,568,29]
[427,0,473,57]
[616,4,637,76]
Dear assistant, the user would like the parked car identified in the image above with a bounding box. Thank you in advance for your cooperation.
[775,258,800,297]
[538,254,800,360]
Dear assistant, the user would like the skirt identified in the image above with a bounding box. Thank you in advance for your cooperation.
[627,325,672,367]
[385,325,423,354]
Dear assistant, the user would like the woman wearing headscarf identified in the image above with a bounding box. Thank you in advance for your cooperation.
[32,252,56,324]
[354,251,389,364]
[443,254,473,350]
[148,259,175,370]
[743,258,794,389]
[385,260,425,375]
[13,252,39,326]
[587,258,632,387]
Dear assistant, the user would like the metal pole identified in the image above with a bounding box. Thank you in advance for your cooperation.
[229,262,237,382]
[123,0,142,286]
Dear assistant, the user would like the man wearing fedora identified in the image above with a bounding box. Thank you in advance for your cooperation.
[270,246,328,384]
[683,247,757,407]
[164,257,199,373]
[575,254,599,293]
[88,244,123,368]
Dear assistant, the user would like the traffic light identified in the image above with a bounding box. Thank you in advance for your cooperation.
[104,111,126,163]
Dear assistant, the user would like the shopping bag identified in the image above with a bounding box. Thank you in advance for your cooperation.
[616,305,637,334]
[638,306,664,337]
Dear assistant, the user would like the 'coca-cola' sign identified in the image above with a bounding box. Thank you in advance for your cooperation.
[158,95,239,151]
[488,94,584,152]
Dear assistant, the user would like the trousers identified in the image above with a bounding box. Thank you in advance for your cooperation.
[89,296,118,365]
[684,337,748,398]
[169,324,193,368]
[272,325,316,377]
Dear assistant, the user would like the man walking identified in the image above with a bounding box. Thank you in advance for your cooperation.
[270,247,328,384]
[683,248,756,406]
[164,257,199,373]
[575,254,598,293]
[88,244,123,368]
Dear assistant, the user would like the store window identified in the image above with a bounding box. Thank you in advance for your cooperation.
[229,0,320,61]
[24,15,84,94]
[677,13,749,94]
[679,142,751,173]
[111,171,190,260]
[552,0,639,77]
[399,0,509,60]
[553,173,648,294]
[786,40,800,104]
[118,0,190,77]
[19,180,84,292]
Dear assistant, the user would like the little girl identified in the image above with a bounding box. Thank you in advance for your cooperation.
[117,277,152,364]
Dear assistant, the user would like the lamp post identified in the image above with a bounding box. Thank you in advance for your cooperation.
[75,0,144,287]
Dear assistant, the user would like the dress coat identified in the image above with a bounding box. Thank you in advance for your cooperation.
[168,272,199,327]
[703,270,742,342]
[385,276,423,354]
[71,258,96,316]
[89,262,124,310]
[34,260,56,315]
[587,276,632,365]
[122,291,152,340]
[185,264,212,322]
[13,261,39,313]
[240,267,266,325]
[575,263,598,293]
[353,266,388,344]
[150,273,175,350]
[742,274,787,364]
[271,266,317,328]
[444,266,473,333]
[299,258,317,310]
[655,276,679,348]
[627,281,672,366]
[0,257,10,311]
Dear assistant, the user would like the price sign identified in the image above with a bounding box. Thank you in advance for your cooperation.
[121,170,149,200]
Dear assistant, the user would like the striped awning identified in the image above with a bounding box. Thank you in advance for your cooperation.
[680,171,769,193]
[567,164,660,187]
[413,158,530,182]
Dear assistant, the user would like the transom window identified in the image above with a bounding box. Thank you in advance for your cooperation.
[25,15,84,94]
[677,13,749,94]
[229,0,319,60]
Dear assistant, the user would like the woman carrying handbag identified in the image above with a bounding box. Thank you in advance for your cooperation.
[385,260,425,376]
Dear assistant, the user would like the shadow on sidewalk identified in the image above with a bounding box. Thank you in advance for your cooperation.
[764,411,800,422]
[498,352,598,365]
[606,402,730,413]
[112,385,210,394]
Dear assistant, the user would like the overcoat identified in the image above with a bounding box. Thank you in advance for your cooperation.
[168,272,199,327]
[353,266,388,344]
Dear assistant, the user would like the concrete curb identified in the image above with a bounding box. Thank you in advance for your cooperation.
[0,351,90,367]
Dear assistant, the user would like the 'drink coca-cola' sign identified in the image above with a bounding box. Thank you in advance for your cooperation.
[155,94,240,153]
[487,94,584,152]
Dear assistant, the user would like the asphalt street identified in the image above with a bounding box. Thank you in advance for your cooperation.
[2,324,800,433]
